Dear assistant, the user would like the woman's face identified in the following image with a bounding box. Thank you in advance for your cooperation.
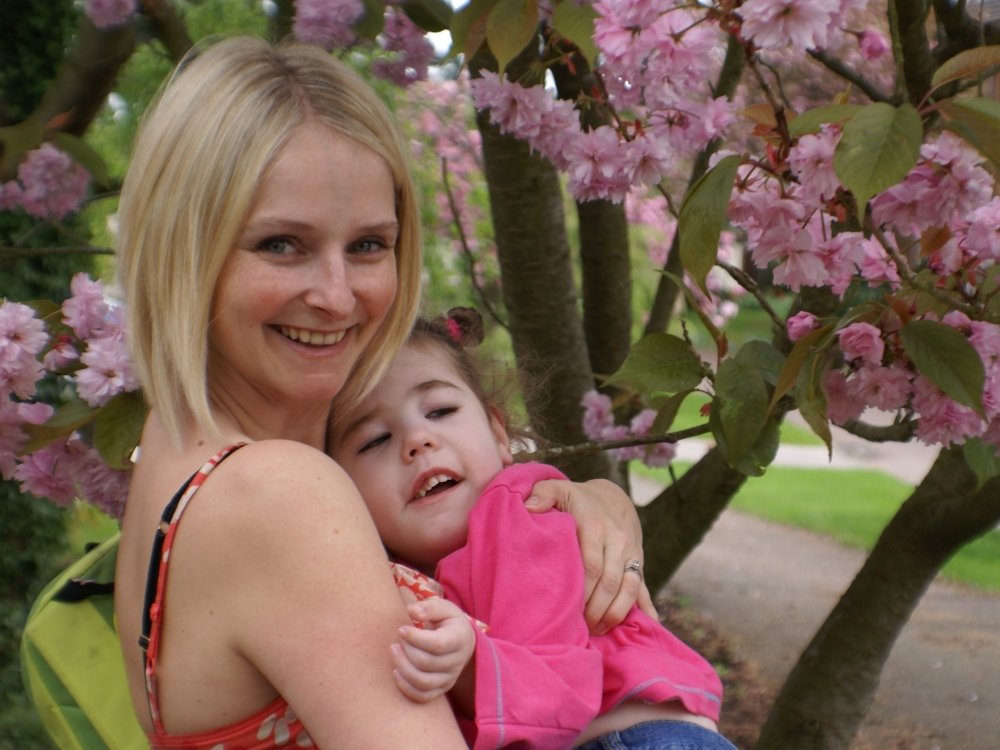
[210,122,399,412]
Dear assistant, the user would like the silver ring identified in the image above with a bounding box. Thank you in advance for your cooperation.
[624,559,643,579]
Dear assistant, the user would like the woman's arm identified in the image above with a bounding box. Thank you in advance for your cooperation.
[196,441,467,748]
[525,477,656,634]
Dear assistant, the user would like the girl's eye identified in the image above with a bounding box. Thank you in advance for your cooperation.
[358,432,390,454]
[427,406,457,420]
[257,237,296,255]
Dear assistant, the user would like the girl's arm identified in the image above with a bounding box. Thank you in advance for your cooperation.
[526,477,656,633]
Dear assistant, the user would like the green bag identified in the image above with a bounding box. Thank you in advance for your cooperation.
[20,532,148,750]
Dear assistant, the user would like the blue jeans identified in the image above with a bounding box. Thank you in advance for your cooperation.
[575,720,740,750]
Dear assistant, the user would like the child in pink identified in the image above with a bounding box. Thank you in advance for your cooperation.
[329,311,736,750]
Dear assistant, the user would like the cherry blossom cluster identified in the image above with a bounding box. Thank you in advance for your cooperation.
[1,274,137,518]
[788,311,1000,449]
[292,0,435,86]
[0,143,90,221]
[84,0,136,30]
[581,390,677,467]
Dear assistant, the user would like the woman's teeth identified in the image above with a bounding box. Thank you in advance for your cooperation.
[280,326,345,346]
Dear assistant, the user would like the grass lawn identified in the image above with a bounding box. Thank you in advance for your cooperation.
[637,461,1000,592]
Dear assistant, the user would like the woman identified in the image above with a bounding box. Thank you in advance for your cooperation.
[113,37,648,748]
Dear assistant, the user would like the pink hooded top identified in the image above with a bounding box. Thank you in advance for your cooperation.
[434,462,723,750]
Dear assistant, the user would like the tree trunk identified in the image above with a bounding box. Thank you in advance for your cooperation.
[472,50,615,482]
[755,447,1000,750]
[638,447,748,589]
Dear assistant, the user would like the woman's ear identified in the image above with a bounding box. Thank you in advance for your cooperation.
[488,406,513,466]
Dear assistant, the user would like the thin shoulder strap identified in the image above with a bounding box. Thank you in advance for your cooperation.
[139,442,247,733]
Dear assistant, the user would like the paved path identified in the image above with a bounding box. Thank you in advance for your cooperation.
[631,423,1000,750]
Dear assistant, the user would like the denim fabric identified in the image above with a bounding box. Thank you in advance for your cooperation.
[575,720,740,750]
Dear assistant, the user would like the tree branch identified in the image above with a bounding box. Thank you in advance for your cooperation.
[839,417,916,443]
[807,49,892,103]
[520,423,712,463]
[0,245,113,259]
[439,158,508,331]
[141,0,193,63]
[717,260,785,336]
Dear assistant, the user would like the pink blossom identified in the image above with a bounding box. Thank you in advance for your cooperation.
[823,369,865,425]
[858,236,901,288]
[0,401,53,480]
[372,7,435,87]
[788,126,841,206]
[771,228,829,291]
[740,0,840,51]
[838,322,885,365]
[42,335,80,371]
[85,0,135,29]
[0,180,23,210]
[819,232,864,297]
[0,302,48,399]
[69,437,130,520]
[62,272,111,339]
[969,321,1000,370]
[858,30,889,60]
[564,126,632,203]
[13,440,78,507]
[75,336,138,407]
[912,376,985,446]
[15,143,90,220]
[851,363,912,411]
[787,311,818,341]
[293,0,364,50]
[581,390,615,440]
[963,198,1000,262]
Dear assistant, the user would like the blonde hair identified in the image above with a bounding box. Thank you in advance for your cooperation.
[117,37,421,444]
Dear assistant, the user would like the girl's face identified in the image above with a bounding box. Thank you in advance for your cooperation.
[330,343,512,572]
[210,123,398,415]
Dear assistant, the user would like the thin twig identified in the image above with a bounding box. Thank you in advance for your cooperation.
[807,49,893,103]
[519,423,713,463]
[717,259,785,334]
[439,158,508,331]
[870,223,981,318]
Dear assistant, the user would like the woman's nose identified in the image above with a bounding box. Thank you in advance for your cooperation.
[304,250,354,315]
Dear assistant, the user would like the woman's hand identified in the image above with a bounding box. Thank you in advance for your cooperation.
[526,478,656,634]
[391,598,476,703]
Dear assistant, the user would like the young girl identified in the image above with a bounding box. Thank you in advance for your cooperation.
[328,310,736,750]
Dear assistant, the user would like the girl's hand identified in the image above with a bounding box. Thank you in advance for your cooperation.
[391,598,476,703]
[526,478,656,634]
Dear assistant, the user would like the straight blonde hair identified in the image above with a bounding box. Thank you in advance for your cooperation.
[117,37,422,445]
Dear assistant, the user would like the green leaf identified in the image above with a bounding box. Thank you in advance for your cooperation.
[450,0,497,60]
[550,1,598,68]
[713,359,769,463]
[931,45,1000,89]
[734,340,785,386]
[939,98,1000,170]
[833,103,922,214]
[49,132,109,186]
[794,350,833,458]
[649,389,696,435]
[769,324,834,411]
[789,103,864,138]
[900,320,985,415]
[21,399,97,453]
[354,0,386,39]
[94,391,147,470]
[486,0,538,75]
[0,118,44,177]
[709,404,778,477]
[678,154,741,293]
[605,333,704,395]
[401,0,454,32]
[963,438,1000,490]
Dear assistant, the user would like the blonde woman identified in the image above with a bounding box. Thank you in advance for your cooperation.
[113,37,649,749]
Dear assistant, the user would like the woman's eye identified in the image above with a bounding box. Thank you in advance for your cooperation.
[351,237,391,255]
[358,433,390,454]
[428,406,457,420]
[258,237,296,255]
